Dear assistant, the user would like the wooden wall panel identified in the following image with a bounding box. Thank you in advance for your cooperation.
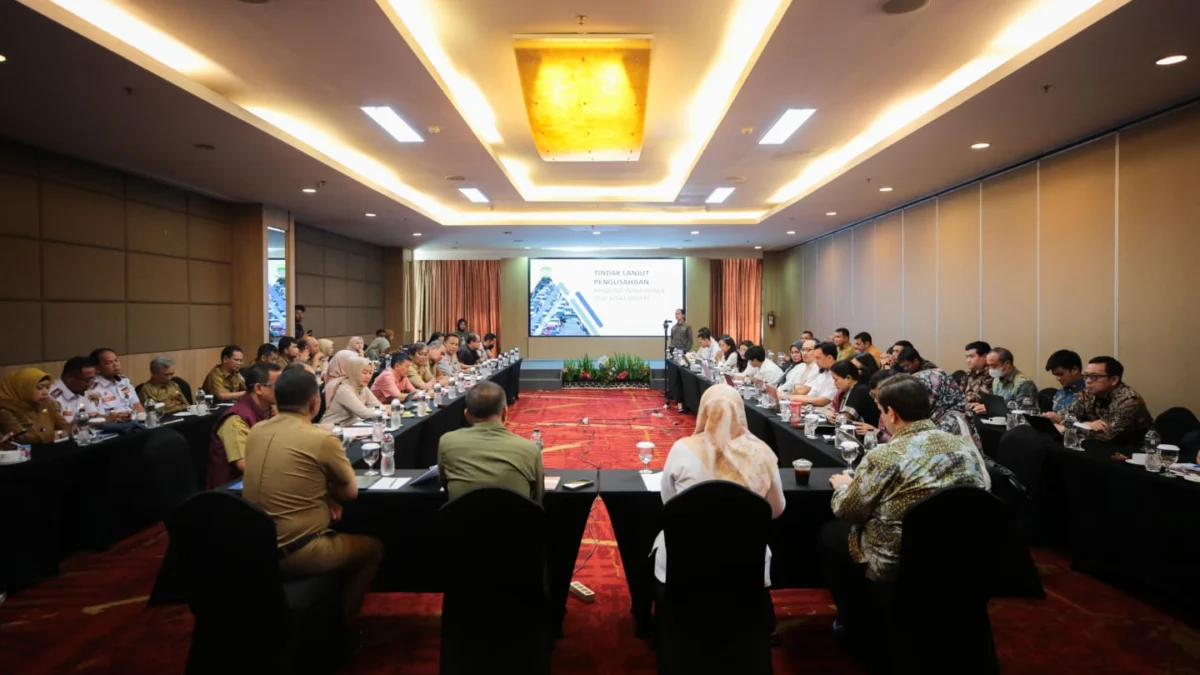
[1117,106,1200,412]
[0,237,40,300]
[44,302,126,359]
[874,213,904,347]
[0,172,40,238]
[981,166,1038,380]
[1039,136,1116,387]
[901,201,938,355]
[41,183,124,248]
[936,185,981,370]
[851,222,876,341]
[126,202,188,258]
[0,301,42,363]
[127,303,190,354]
[129,253,189,303]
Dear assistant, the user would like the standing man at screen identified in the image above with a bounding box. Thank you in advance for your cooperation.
[670,309,693,353]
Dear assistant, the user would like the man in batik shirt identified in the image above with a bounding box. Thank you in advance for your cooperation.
[963,341,993,413]
[821,374,988,643]
[1062,356,1152,445]
[1043,349,1087,417]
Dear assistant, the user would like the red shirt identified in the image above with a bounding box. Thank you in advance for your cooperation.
[371,367,415,402]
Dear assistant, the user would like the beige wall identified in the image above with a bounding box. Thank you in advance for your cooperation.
[294,224,385,338]
[761,102,1200,414]
[0,139,235,382]
[497,256,711,360]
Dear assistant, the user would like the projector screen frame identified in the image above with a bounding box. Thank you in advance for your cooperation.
[527,256,687,338]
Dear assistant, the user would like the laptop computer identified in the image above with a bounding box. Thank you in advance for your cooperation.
[980,393,1011,418]
[1025,414,1064,442]
[724,373,736,387]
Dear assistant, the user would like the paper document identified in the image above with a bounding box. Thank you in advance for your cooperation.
[544,476,561,491]
[343,427,374,439]
[641,472,663,492]
[369,477,411,490]
[162,418,184,425]
[1073,422,1091,430]
[172,411,196,417]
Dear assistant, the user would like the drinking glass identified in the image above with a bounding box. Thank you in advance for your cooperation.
[1159,444,1180,470]
[637,441,655,474]
[362,443,380,476]
[840,441,860,475]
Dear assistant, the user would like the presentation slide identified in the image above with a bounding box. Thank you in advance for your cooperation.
[529,258,685,337]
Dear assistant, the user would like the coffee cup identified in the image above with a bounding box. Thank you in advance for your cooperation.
[792,458,813,485]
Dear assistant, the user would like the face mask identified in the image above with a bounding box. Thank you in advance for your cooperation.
[988,368,1004,379]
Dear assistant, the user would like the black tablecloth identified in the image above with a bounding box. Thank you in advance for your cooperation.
[602,468,841,636]
[0,413,217,592]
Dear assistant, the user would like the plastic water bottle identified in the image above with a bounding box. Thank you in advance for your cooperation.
[1145,429,1162,472]
[145,401,158,429]
[390,399,403,429]
[434,383,443,407]
[380,434,395,476]
[195,389,206,414]
[804,414,819,440]
[75,403,92,445]
[531,429,544,451]
[1063,414,1081,449]
[372,407,385,442]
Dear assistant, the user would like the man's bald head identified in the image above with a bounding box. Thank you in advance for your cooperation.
[465,381,507,423]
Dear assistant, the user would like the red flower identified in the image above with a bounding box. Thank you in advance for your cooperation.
[561,367,568,373]
[618,371,629,380]
[581,372,592,379]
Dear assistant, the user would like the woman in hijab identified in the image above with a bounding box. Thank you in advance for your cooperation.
[346,336,365,357]
[454,318,469,345]
[0,368,70,444]
[317,338,335,358]
[778,341,809,394]
[850,353,879,383]
[365,336,391,361]
[826,360,880,428]
[322,351,383,426]
[653,384,786,586]
[913,369,987,473]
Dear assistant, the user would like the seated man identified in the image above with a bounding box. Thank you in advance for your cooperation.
[438,381,544,502]
[852,332,883,365]
[894,346,937,374]
[482,332,498,359]
[457,333,483,369]
[741,345,784,386]
[203,345,246,402]
[779,339,817,395]
[1043,349,1085,417]
[256,342,280,365]
[88,348,144,421]
[276,337,300,369]
[439,335,461,376]
[790,342,839,412]
[370,351,417,402]
[880,340,913,370]
[962,341,993,413]
[987,347,1037,405]
[50,356,102,424]
[822,374,988,644]
[243,369,382,623]
[141,356,190,414]
[206,362,280,488]
[295,336,314,364]
[694,327,717,361]
[1060,356,1153,444]
[834,328,855,361]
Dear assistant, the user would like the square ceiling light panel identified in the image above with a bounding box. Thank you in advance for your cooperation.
[514,35,652,162]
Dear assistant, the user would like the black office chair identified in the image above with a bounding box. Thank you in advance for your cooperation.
[880,485,1042,674]
[166,491,346,675]
[1154,407,1200,446]
[173,376,194,404]
[1037,387,1057,413]
[437,487,550,675]
[140,429,198,521]
[656,481,773,675]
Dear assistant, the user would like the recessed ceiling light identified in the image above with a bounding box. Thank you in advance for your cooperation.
[361,106,423,143]
[413,232,422,237]
[193,143,215,150]
[971,142,990,150]
[754,246,763,250]
[786,230,796,235]
[826,211,837,216]
[879,187,893,192]
[705,187,735,204]
[1156,55,1188,66]
[0,54,7,63]
[302,188,317,193]
[445,175,466,182]
[690,230,700,235]
[759,108,817,145]
[365,213,376,217]
[458,188,488,203]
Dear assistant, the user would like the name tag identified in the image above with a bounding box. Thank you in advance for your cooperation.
[103,395,116,403]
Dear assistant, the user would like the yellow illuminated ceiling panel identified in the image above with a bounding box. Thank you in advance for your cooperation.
[514,36,651,163]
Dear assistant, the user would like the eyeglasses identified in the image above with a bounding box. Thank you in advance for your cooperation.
[1083,373,1113,381]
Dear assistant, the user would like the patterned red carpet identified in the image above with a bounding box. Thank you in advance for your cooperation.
[1,390,1198,673]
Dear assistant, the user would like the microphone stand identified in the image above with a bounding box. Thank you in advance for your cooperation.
[662,319,671,397]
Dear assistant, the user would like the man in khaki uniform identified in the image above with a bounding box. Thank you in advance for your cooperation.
[140,356,190,414]
[203,345,246,402]
[242,369,383,620]
[276,337,300,370]
[438,381,544,503]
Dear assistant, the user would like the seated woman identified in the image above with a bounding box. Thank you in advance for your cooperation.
[777,341,809,395]
[852,369,896,441]
[346,336,365,357]
[718,335,740,370]
[826,360,880,429]
[0,368,70,444]
[365,335,391,361]
[407,342,441,390]
[914,369,987,474]
[849,353,878,383]
[737,340,756,374]
[322,351,383,426]
[653,382,786,586]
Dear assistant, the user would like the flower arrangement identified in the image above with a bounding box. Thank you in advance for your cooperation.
[561,353,652,389]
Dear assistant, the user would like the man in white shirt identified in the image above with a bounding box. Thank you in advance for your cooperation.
[789,342,838,412]
[779,339,816,394]
[49,356,103,424]
[88,348,144,420]
[695,327,718,360]
[742,346,784,386]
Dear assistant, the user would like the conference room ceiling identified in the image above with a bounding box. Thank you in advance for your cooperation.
[1,0,1198,253]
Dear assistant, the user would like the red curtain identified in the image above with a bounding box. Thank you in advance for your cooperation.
[710,258,763,344]
[414,260,502,346]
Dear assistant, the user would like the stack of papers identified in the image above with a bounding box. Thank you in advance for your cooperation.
[369,477,411,490]
[641,472,663,492]
[342,427,374,439]
[544,476,561,491]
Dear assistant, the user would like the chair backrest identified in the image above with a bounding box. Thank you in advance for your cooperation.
[173,376,194,404]
[898,485,1042,600]
[1155,406,1200,446]
[662,480,771,594]
[142,428,198,520]
[1037,388,1057,413]
[438,487,546,597]
[165,491,289,625]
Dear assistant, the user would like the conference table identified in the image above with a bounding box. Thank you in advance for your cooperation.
[0,412,218,592]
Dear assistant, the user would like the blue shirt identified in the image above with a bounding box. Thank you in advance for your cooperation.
[1052,379,1086,415]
